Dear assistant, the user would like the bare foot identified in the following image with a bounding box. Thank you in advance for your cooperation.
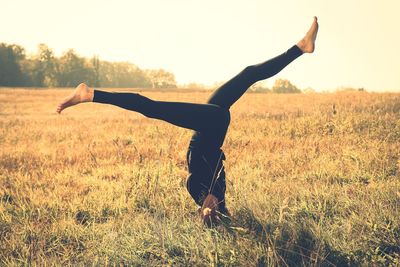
[297,16,319,53]
[199,194,219,227]
[56,83,94,113]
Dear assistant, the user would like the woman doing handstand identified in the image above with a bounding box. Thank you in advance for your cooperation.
[57,17,319,225]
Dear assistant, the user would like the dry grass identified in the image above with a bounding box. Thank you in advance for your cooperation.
[0,88,399,266]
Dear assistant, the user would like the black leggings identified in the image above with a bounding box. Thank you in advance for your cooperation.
[93,45,303,210]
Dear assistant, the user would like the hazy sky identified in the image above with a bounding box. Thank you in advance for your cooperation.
[2,0,400,91]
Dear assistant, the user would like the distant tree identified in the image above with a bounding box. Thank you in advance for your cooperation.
[335,86,366,93]
[57,49,92,87]
[145,69,177,88]
[91,55,100,87]
[111,62,151,88]
[19,58,37,86]
[180,82,206,90]
[98,61,114,87]
[99,61,152,88]
[38,44,58,87]
[249,81,271,93]
[0,43,26,86]
[272,79,301,94]
[303,87,316,94]
[22,44,59,87]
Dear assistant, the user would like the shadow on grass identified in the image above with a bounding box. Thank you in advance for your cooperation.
[227,207,355,267]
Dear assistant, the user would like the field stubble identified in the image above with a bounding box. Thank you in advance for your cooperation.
[0,88,399,266]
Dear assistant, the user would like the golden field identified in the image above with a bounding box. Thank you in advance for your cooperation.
[0,88,399,266]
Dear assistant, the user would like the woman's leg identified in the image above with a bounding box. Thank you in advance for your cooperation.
[93,90,230,133]
[207,45,303,108]
[207,17,318,109]
[57,83,230,134]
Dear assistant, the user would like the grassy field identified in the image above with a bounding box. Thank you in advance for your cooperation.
[0,88,399,266]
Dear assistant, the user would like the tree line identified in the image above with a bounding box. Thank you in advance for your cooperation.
[1,42,313,93]
[249,79,302,94]
[0,43,177,88]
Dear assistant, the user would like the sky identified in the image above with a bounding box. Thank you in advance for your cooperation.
[1,0,400,92]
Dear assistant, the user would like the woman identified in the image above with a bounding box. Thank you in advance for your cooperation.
[57,17,318,225]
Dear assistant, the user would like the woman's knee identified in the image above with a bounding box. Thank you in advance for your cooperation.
[140,99,160,119]
[242,65,257,75]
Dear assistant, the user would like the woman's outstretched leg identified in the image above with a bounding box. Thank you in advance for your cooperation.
[56,83,229,134]
[207,17,319,109]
